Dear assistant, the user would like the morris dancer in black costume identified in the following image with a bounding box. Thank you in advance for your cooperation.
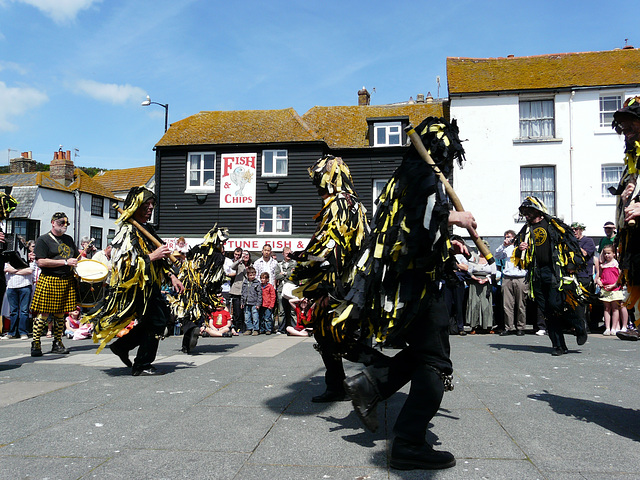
[85,187,184,376]
[332,118,475,470]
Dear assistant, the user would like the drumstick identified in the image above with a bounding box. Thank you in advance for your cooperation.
[405,124,495,264]
[113,204,178,263]
[76,237,95,260]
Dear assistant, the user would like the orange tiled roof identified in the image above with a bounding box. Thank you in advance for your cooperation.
[155,104,446,150]
[302,103,446,148]
[0,170,119,199]
[155,108,319,147]
[94,165,155,193]
[69,169,120,199]
[447,48,640,95]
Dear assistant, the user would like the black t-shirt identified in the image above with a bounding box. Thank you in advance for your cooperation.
[531,218,552,267]
[34,232,79,277]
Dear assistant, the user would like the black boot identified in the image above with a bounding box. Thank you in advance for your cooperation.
[50,341,70,354]
[311,389,347,403]
[31,341,43,357]
[390,437,456,470]
[343,371,381,432]
[110,343,132,367]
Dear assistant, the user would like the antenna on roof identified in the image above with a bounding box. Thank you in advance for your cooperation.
[436,76,441,98]
[74,148,80,161]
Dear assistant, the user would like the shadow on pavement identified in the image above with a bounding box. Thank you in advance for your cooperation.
[530,390,640,442]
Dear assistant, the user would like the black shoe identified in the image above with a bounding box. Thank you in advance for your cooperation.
[617,330,639,341]
[31,342,43,357]
[50,341,70,354]
[516,330,525,336]
[551,347,564,356]
[343,372,380,433]
[132,365,161,376]
[109,343,132,367]
[499,330,514,336]
[576,330,588,346]
[311,389,347,403]
[390,438,456,470]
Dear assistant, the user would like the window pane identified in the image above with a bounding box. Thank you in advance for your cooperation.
[190,155,200,170]
[259,206,273,219]
[204,154,214,170]
[276,157,287,175]
[190,171,200,186]
[263,151,273,173]
[276,206,290,218]
[203,171,214,184]
[276,220,289,232]
[376,127,386,144]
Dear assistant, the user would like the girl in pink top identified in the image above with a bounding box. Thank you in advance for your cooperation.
[596,245,628,335]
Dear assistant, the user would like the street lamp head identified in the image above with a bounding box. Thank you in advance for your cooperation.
[141,95,151,107]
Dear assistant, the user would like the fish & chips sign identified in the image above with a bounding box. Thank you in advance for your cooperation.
[220,153,256,208]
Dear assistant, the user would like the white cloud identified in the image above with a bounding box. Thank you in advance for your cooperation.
[0,81,48,131]
[74,79,146,105]
[11,0,101,23]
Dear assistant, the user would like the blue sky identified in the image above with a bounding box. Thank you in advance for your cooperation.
[0,0,638,170]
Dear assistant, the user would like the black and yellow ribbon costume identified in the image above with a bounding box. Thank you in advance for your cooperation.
[168,226,228,325]
[289,155,369,344]
[84,187,173,353]
[333,117,465,347]
[511,196,588,310]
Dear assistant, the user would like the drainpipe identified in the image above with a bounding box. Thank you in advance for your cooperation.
[74,189,80,245]
[568,90,575,222]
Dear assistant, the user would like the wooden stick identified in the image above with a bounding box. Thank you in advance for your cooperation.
[404,124,495,264]
[113,204,178,263]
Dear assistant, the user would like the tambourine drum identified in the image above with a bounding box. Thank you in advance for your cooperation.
[75,259,108,307]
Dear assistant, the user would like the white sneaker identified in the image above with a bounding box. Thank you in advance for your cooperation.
[535,330,546,336]
[603,329,611,336]
[611,329,619,335]
[620,327,627,332]
[19,335,29,340]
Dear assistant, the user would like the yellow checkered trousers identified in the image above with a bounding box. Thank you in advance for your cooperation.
[30,275,79,314]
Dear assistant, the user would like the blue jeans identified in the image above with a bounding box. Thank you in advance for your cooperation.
[260,307,273,333]
[244,305,259,331]
[7,286,31,336]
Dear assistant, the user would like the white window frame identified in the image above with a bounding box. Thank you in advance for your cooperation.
[601,164,624,198]
[261,150,288,177]
[599,95,623,128]
[374,122,402,147]
[257,205,292,234]
[518,99,555,139]
[520,166,556,216]
[372,179,388,215]
[186,151,216,193]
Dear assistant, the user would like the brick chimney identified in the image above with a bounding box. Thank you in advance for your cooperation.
[50,149,75,186]
[358,87,370,106]
[9,151,36,173]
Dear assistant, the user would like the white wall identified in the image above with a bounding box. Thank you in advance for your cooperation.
[32,188,76,237]
[450,87,640,243]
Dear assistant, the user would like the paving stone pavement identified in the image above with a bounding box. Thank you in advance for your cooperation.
[0,329,638,479]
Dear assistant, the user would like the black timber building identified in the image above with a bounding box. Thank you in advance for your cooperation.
[153,97,446,253]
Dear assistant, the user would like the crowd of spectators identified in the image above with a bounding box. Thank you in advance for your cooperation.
[447,222,636,338]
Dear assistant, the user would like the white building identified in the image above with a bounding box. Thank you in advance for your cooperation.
[0,150,122,250]
[447,47,640,246]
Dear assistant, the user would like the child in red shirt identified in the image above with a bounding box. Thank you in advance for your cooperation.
[259,272,276,334]
[201,303,233,337]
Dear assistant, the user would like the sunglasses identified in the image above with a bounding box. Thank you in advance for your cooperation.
[55,220,69,226]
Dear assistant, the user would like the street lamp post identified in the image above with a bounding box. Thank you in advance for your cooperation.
[141,95,169,132]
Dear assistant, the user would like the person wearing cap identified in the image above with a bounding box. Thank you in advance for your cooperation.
[571,222,597,333]
[85,186,184,375]
[512,197,588,356]
[598,222,616,254]
[30,212,79,357]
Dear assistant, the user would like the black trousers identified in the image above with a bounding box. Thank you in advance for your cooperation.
[531,266,584,349]
[363,289,452,444]
[111,286,170,369]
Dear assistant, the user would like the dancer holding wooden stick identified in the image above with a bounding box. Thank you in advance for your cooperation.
[339,117,476,470]
[84,186,184,375]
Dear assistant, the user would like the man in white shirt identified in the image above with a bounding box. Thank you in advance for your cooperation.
[253,244,278,287]
[496,230,528,336]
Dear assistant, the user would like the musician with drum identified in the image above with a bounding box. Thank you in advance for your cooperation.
[30,212,79,357]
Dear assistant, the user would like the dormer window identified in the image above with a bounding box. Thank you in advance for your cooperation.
[367,117,408,147]
[374,121,402,146]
